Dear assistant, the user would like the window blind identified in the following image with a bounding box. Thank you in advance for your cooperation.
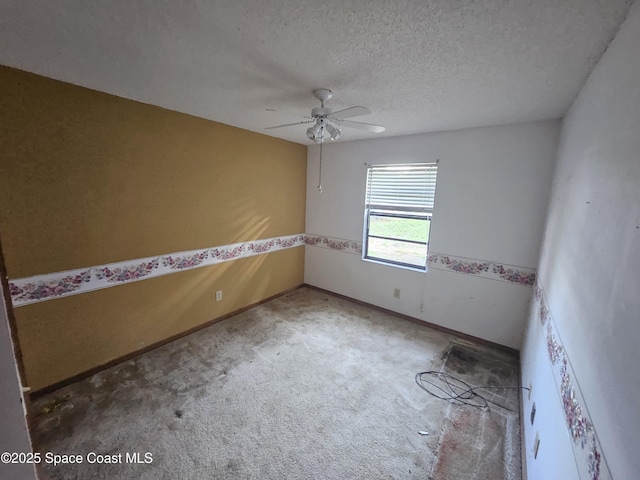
[365,163,438,212]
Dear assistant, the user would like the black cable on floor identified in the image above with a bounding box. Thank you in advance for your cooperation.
[415,371,530,410]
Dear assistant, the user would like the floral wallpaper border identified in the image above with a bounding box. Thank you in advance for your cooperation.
[533,281,611,480]
[9,234,306,307]
[9,234,537,307]
[427,253,536,287]
[303,234,536,287]
[304,234,363,255]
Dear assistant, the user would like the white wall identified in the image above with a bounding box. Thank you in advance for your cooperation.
[305,120,560,349]
[0,278,37,479]
[521,1,640,478]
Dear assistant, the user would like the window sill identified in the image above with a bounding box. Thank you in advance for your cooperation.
[361,257,428,273]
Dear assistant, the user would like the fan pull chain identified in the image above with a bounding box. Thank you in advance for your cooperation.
[317,127,324,193]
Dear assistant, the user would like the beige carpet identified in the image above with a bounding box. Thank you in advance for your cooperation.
[32,287,522,479]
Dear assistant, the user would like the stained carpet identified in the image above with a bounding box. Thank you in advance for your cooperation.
[31,287,522,479]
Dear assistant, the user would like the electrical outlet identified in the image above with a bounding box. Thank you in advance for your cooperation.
[216,290,222,302]
[393,288,401,298]
[420,302,424,313]
[528,382,533,400]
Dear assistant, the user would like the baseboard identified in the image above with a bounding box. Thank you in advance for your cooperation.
[304,284,519,356]
[30,283,305,398]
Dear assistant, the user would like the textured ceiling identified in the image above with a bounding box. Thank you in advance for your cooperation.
[0,0,634,145]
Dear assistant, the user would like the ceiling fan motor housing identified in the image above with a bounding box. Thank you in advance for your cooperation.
[311,107,331,118]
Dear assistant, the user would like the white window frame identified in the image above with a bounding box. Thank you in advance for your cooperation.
[362,163,438,271]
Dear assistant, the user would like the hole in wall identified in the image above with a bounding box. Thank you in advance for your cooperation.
[530,402,536,425]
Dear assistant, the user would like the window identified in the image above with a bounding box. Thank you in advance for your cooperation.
[363,163,438,270]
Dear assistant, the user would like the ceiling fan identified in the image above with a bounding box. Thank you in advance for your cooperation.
[265,88,385,143]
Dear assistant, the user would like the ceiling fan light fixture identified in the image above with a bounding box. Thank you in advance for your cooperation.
[327,124,342,141]
[307,123,322,140]
[306,127,316,140]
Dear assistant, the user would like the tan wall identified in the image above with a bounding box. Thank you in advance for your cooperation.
[0,66,307,390]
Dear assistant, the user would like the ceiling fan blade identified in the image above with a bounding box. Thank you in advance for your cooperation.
[328,106,371,120]
[265,120,314,130]
[336,119,386,133]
